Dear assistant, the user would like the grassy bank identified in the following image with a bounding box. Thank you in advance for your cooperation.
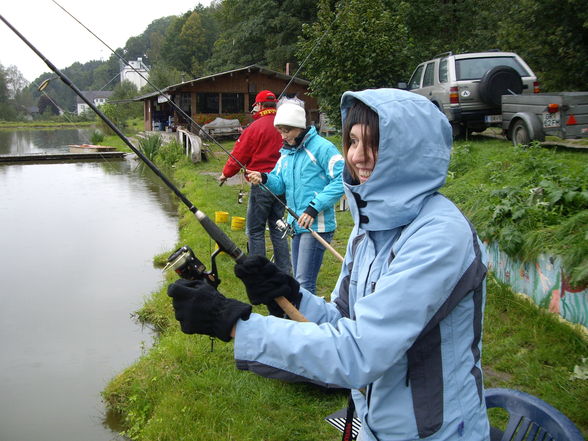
[103,136,588,440]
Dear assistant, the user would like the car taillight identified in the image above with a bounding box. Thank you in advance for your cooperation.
[533,81,540,93]
[547,103,559,113]
[450,87,459,104]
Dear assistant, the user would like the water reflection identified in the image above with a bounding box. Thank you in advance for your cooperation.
[0,129,178,441]
[0,127,93,155]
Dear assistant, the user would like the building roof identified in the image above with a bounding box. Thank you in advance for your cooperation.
[75,90,114,104]
[134,64,309,101]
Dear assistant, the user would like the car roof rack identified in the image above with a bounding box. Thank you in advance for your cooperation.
[433,51,452,59]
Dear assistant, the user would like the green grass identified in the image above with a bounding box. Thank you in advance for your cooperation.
[103,136,588,440]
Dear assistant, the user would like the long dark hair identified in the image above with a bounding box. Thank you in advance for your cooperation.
[342,99,379,161]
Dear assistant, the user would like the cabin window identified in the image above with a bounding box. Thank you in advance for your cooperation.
[197,93,219,113]
[178,93,191,113]
[222,93,244,113]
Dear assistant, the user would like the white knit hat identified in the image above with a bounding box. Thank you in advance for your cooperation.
[274,102,306,129]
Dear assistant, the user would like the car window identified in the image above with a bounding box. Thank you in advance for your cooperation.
[422,62,435,87]
[408,65,424,89]
[455,56,530,80]
[439,58,448,83]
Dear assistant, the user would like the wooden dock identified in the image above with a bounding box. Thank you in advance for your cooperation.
[0,151,126,163]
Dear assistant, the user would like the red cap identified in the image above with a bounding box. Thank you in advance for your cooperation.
[254,90,277,105]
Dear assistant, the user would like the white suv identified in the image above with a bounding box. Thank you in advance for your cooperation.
[399,51,539,137]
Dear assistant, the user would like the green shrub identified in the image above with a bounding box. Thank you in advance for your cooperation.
[157,140,185,166]
[90,130,104,144]
[138,135,162,161]
[444,141,588,286]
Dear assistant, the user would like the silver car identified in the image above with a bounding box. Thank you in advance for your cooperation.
[400,51,539,137]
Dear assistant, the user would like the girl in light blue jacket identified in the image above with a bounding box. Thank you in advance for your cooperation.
[170,88,491,440]
[248,101,345,294]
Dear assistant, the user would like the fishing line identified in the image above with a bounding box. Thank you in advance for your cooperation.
[0,12,308,322]
[49,0,344,263]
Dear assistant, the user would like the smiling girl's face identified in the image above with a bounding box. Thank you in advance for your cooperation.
[346,124,377,183]
[343,100,380,184]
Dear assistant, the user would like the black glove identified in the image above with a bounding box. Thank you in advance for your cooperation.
[167,278,251,341]
[234,256,301,317]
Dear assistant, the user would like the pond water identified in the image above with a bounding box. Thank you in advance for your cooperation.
[0,128,179,441]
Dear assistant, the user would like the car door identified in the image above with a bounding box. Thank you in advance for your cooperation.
[418,61,437,102]
[407,64,425,93]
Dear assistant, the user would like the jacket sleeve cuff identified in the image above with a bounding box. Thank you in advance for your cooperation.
[261,173,268,184]
[303,205,318,218]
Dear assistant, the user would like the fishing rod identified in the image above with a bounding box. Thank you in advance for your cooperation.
[49,0,344,263]
[0,13,306,323]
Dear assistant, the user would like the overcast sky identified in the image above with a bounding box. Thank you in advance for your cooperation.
[1,0,213,83]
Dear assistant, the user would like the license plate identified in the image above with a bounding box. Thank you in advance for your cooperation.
[484,114,502,123]
[543,112,560,128]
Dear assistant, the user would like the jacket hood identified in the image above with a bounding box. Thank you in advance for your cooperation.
[340,88,452,231]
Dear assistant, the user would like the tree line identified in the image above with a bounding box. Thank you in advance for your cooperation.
[1,0,586,123]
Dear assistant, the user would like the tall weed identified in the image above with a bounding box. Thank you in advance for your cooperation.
[138,135,162,161]
[445,140,587,285]
[157,140,186,166]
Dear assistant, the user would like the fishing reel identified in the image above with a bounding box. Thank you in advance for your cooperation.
[275,218,294,239]
[163,245,220,288]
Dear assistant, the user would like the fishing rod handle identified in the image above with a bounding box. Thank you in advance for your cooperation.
[275,297,308,322]
[195,211,308,322]
[310,230,344,263]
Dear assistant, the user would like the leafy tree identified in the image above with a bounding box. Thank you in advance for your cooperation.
[110,80,142,120]
[0,64,17,120]
[37,94,60,116]
[298,0,412,124]
[142,64,188,91]
[161,7,219,77]
[205,0,318,73]
[4,65,29,99]
[125,16,176,66]
[495,0,588,91]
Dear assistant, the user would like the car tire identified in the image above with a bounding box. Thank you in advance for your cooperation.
[478,66,523,108]
[451,122,464,139]
[510,119,530,146]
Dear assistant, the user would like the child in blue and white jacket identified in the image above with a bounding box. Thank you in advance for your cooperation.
[247,100,344,294]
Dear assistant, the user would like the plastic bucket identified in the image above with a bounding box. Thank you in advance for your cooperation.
[215,211,229,223]
[231,216,245,231]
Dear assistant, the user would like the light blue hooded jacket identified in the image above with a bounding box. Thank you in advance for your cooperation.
[234,89,490,441]
[264,125,344,234]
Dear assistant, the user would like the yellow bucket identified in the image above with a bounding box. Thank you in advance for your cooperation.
[231,216,246,231]
[215,211,229,223]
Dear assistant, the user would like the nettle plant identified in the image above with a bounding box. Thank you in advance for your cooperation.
[480,145,588,264]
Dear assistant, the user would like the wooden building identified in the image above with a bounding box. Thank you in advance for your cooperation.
[136,64,319,133]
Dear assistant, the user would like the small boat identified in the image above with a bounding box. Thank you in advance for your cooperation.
[68,144,117,153]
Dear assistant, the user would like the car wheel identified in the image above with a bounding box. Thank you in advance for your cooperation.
[511,119,530,146]
[451,122,464,139]
[478,66,523,108]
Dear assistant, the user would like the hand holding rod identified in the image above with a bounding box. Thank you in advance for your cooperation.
[0,14,307,323]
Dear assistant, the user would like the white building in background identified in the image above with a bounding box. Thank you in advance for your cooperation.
[76,90,113,115]
[120,58,150,90]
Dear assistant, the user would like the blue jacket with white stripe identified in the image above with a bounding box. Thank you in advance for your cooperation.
[234,89,490,440]
[264,125,344,234]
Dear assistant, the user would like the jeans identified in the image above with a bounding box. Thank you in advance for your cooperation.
[246,185,291,274]
[291,231,334,295]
